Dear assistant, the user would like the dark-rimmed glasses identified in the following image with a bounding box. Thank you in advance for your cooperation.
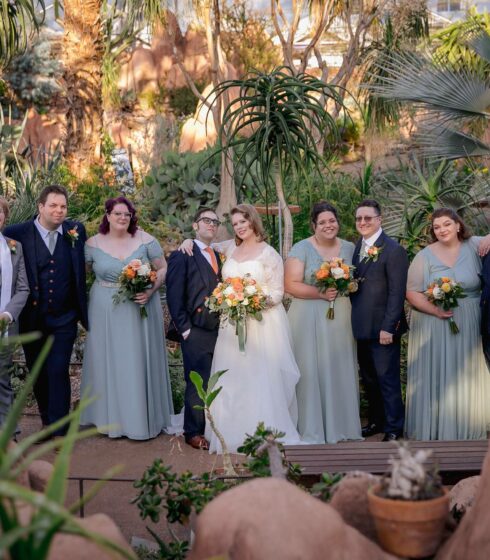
[197,217,221,227]
[355,215,380,224]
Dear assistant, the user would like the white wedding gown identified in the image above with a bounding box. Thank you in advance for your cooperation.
[206,241,301,453]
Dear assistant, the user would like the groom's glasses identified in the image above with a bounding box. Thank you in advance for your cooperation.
[197,217,221,227]
[355,215,380,223]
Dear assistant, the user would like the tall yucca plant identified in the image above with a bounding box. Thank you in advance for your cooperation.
[363,30,490,161]
[0,0,44,69]
[208,66,347,256]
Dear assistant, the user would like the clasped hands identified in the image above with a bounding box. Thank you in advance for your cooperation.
[134,290,152,305]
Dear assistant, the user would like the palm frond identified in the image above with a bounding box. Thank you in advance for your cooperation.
[363,51,490,121]
[416,126,490,160]
[468,29,490,64]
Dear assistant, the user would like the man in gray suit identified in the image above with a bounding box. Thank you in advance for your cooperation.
[0,197,30,427]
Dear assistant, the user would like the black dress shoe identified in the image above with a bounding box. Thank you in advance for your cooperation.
[361,423,382,437]
[382,432,403,442]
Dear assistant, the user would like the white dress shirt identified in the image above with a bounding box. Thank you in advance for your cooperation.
[34,217,63,250]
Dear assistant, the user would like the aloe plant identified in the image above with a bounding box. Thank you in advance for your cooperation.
[0,333,134,559]
[204,66,348,256]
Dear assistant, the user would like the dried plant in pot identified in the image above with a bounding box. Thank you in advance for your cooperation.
[367,442,449,559]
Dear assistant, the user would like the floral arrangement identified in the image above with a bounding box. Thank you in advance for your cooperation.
[8,239,16,254]
[313,257,359,319]
[425,277,466,334]
[113,258,157,318]
[205,274,269,351]
[66,225,79,247]
[362,244,383,263]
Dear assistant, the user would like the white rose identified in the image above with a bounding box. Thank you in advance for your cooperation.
[137,264,151,276]
[244,285,257,295]
[331,267,345,280]
[432,286,443,300]
[223,286,235,296]
[242,298,249,306]
[225,298,233,307]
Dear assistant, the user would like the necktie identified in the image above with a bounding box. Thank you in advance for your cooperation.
[360,240,367,260]
[48,231,57,255]
[204,247,219,274]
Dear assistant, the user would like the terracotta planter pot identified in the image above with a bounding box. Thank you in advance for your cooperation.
[367,484,449,558]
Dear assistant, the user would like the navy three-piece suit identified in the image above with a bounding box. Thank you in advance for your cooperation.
[481,254,490,366]
[4,219,87,435]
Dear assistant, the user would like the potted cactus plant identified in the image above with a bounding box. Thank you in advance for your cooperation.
[367,442,449,558]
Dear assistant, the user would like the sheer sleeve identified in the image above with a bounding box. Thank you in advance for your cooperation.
[146,238,164,260]
[261,245,284,305]
[288,240,307,263]
[212,239,235,257]
[84,243,95,265]
[407,251,426,292]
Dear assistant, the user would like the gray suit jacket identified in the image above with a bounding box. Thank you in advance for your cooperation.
[1,237,30,331]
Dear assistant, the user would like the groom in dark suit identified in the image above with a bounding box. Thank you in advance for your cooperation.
[166,207,221,450]
[4,185,88,436]
[481,254,490,367]
[350,199,408,441]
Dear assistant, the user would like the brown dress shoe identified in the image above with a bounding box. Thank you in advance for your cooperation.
[186,435,210,450]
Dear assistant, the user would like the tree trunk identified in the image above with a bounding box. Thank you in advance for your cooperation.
[62,0,104,178]
[275,171,293,259]
[215,149,237,240]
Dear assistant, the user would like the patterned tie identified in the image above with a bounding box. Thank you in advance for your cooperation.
[204,247,219,274]
[47,231,57,255]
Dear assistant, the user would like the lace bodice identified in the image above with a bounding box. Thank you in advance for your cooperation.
[219,241,285,305]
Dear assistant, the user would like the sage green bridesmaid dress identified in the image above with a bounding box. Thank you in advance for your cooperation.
[405,238,490,440]
[287,238,362,444]
[80,238,173,439]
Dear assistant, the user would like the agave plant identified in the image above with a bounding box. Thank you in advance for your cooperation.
[0,333,133,559]
[205,66,348,256]
[363,28,490,161]
[373,156,489,259]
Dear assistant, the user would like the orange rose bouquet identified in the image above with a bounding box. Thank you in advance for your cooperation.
[425,277,466,334]
[113,258,157,318]
[313,257,359,319]
[205,273,269,352]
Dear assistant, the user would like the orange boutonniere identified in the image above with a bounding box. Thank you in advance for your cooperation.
[362,245,384,263]
[66,226,79,247]
[219,252,226,266]
[8,239,16,254]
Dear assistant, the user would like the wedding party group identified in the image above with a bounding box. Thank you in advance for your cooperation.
[0,184,489,454]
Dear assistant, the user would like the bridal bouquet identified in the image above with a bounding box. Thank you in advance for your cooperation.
[113,259,157,318]
[206,274,269,352]
[313,257,359,319]
[425,277,466,334]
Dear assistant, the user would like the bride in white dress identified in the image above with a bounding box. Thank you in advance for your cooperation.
[182,204,301,453]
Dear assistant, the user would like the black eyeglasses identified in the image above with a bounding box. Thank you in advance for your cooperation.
[355,215,380,223]
[197,217,221,227]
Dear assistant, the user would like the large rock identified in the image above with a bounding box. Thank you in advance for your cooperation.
[330,471,380,542]
[449,476,480,518]
[28,460,54,492]
[188,478,397,560]
[436,442,490,559]
[49,513,135,560]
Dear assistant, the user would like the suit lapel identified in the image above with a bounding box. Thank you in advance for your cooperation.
[23,222,39,288]
[356,232,386,278]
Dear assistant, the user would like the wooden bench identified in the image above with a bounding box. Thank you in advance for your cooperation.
[284,440,489,484]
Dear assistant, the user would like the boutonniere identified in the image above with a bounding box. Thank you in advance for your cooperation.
[218,252,226,267]
[8,239,17,254]
[66,226,79,248]
[363,245,384,263]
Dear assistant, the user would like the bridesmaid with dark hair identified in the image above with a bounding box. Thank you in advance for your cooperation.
[405,208,490,440]
[81,196,173,440]
[285,201,362,444]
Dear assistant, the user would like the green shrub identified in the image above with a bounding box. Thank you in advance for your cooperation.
[143,150,221,236]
